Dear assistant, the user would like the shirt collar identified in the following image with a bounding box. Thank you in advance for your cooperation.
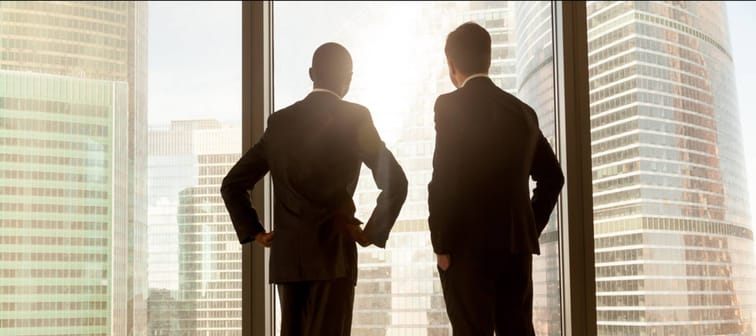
[311,88,342,99]
[461,73,490,88]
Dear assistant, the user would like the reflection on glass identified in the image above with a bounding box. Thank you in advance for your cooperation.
[274,2,560,335]
[587,1,756,335]
[1,2,148,334]
[148,121,242,335]
[0,1,241,335]
[146,2,242,336]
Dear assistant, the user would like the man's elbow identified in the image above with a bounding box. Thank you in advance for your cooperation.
[556,168,565,189]
[395,169,409,201]
[219,175,235,200]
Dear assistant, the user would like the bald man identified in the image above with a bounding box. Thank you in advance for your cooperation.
[221,42,408,335]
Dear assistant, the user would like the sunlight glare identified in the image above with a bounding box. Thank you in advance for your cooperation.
[346,4,435,144]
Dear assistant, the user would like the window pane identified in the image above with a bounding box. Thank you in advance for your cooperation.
[587,1,756,335]
[0,1,241,335]
[273,2,560,335]
[146,2,242,336]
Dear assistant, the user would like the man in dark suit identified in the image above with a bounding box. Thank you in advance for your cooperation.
[221,42,408,336]
[428,22,565,335]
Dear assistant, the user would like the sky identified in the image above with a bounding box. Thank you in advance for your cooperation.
[726,1,756,224]
[148,1,756,223]
[147,1,241,126]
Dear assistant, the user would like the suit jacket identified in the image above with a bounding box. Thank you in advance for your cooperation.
[428,77,564,256]
[221,91,408,283]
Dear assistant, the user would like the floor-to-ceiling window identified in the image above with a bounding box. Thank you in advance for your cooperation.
[273,2,562,335]
[5,1,756,336]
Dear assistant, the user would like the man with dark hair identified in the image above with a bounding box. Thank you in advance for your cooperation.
[221,42,408,335]
[429,22,564,335]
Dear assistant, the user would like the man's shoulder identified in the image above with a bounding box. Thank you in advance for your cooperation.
[269,101,300,124]
[433,91,456,114]
[339,99,370,115]
[330,99,373,126]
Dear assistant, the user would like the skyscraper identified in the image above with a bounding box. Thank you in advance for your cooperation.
[147,120,241,336]
[587,2,755,335]
[0,2,147,335]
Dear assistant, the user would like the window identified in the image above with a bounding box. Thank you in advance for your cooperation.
[5,2,755,336]
[273,2,561,334]
[0,2,241,335]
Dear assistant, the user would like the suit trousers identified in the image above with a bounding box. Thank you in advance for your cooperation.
[439,253,535,336]
[277,276,354,336]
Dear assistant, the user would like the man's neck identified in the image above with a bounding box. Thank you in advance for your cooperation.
[460,73,489,88]
[311,87,341,99]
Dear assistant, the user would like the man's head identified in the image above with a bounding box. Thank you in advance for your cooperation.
[309,42,353,98]
[444,22,491,88]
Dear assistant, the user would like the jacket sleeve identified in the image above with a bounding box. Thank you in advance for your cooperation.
[530,132,565,235]
[220,127,271,244]
[357,109,408,248]
[428,96,457,254]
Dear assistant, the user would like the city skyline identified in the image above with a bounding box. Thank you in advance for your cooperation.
[0,1,755,336]
[145,1,756,226]
[147,120,242,335]
[148,2,756,335]
[266,1,756,223]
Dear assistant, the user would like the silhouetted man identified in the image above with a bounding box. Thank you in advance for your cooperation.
[221,42,407,336]
[428,23,564,336]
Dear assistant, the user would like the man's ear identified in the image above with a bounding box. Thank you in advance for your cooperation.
[309,67,315,82]
[447,58,457,76]
[447,58,461,88]
[338,74,352,98]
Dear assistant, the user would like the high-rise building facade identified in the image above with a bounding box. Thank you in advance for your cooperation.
[177,151,242,335]
[587,2,755,335]
[0,2,147,335]
[147,121,205,336]
[147,120,241,336]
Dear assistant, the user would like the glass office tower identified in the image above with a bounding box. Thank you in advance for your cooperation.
[0,2,147,335]
[588,2,756,335]
[147,120,241,336]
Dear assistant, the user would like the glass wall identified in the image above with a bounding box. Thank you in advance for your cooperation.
[587,2,756,335]
[8,2,756,336]
[0,1,241,335]
[146,3,242,336]
[273,2,561,335]
[1,2,147,334]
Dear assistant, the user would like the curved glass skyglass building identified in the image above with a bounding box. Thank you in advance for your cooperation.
[588,2,755,335]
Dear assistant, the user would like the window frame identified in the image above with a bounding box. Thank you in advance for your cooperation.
[242,2,596,335]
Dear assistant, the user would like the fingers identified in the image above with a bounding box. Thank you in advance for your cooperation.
[255,232,274,248]
[261,234,273,247]
[436,254,451,271]
[357,230,371,247]
[357,235,370,247]
[344,224,371,247]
